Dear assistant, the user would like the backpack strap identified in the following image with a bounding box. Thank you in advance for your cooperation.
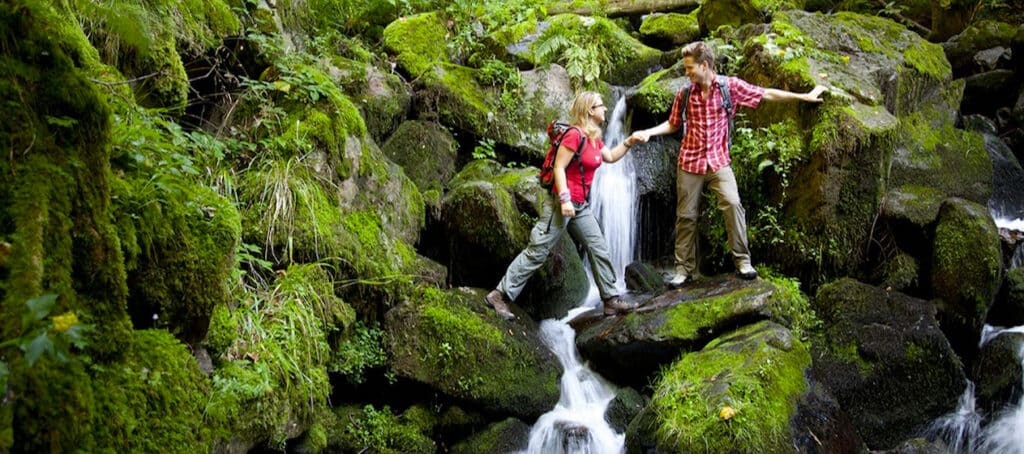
[544,127,588,233]
[717,75,734,151]
[680,75,736,151]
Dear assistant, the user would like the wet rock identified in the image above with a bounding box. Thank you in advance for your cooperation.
[812,278,967,450]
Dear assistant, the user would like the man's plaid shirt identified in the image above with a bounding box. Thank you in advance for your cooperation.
[668,76,765,174]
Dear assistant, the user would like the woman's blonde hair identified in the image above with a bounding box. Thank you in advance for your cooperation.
[570,91,603,140]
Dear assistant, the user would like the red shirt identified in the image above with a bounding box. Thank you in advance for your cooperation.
[668,76,764,174]
[555,127,604,203]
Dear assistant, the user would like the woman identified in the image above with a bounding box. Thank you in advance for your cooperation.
[485,91,640,319]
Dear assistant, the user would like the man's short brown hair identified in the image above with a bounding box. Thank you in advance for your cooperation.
[681,42,715,70]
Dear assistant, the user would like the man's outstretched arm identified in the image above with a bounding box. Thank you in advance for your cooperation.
[762,85,828,103]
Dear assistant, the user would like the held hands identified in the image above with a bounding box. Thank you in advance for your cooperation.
[630,131,651,144]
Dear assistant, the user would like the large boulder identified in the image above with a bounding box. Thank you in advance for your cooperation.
[930,198,1003,359]
[698,0,805,35]
[638,12,700,49]
[988,267,1024,327]
[574,275,777,388]
[384,287,561,420]
[441,160,588,318]
[812,278,966,450]
[449,418,531,454]
[626,321,812,453]
[731,10,965,281]
[973,330,1024,416]
[381,120,459,198]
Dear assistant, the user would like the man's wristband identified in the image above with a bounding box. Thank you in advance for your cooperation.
[558,190,571,203]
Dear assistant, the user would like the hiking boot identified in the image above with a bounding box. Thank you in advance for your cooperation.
[485,290,515,320]
[667,273,688,287]
[737,263,758,280]
[603,296,638,316]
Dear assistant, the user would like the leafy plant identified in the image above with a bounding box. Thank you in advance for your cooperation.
[472,138,497,160]
[0,294,93,390]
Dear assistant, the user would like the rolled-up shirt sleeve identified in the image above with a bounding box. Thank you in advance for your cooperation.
[728,77,765,109]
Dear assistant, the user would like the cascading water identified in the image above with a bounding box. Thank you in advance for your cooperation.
[522,92,636,454]
[980,120,1024,270]
[929,326,1024,452]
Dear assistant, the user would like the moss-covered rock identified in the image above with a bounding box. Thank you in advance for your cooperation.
[383,12,449,78]
[638,12,701,49]
[384,287,561,420]
[626,321,811,453]
[974,331,1024,416]
[449,417,531,454]
[699,0,805,35]
[812,278,966,449]
[575,274,814,388]
[943,20,1024,76]
[112,175,241,345]
[0,0,133,360]
[204,264,340,450]
[988,267,1024,327]
[381,120,458,196]
[725,10,966,282]
[930,198,1002,358]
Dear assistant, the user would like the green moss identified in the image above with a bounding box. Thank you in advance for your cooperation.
[204,266,336,448]
[829,342,872,376]
[639,13,700,46]
[112,175,241,344]
[903,40,951,81]
[382,12,448,77]
[633,69,676,115]
[648,321,810,453]
[660,288,759,339]
[90,329,211,451]
[932,200,1001,315]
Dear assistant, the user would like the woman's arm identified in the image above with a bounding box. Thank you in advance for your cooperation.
[602,136,640,163]
[553,142,578,217]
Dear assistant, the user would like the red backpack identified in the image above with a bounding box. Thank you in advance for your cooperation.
[539,120,588,200]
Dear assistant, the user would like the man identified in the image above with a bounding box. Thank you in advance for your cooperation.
[632,41,826,286]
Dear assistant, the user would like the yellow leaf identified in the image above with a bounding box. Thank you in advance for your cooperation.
[273,81,292,93]
[719,405,736,420]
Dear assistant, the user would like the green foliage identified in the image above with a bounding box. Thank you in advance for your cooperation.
[472,138,498,160]
[0,294,92,389]
[337,404,436,453]
[328,321,387,384]
[533,33,603,89]
[759,268,823,341]
[442,0,545,65]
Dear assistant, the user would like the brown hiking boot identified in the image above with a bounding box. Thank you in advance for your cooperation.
[485,290,516,320]
[603,295,638,316]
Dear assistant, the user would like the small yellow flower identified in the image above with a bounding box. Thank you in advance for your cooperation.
[52,312,79,333]
[841,55,851,64]
[719,405,736,420]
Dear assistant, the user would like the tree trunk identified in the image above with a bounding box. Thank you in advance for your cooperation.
[546,0,700,17]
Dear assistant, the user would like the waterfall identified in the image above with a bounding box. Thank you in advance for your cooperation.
[928,326,1024,452]
[522,91,636,454]
[584,91,639,304]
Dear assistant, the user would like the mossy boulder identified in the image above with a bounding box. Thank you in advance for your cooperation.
[0,0,133,360]
[329,404,437,453]
[881,113,990,241]
[943,20,1024,76]
[381,120,458,196]
[383,12,450,78]
[930,198,1002,359]
[699,0,805,35]
[383,287,561,420]
[358,63,413,143]
[441,160,589,316]
[812,278,966,450]
[638,12,701,49]
[729,10,963,279]
[112,175,241,345]
[575,275,777,387]
[626,321,811,453]
[988,267,1024,327]
[973,331,1024,416]
[204,265,339,450]
[449,417,531,454]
